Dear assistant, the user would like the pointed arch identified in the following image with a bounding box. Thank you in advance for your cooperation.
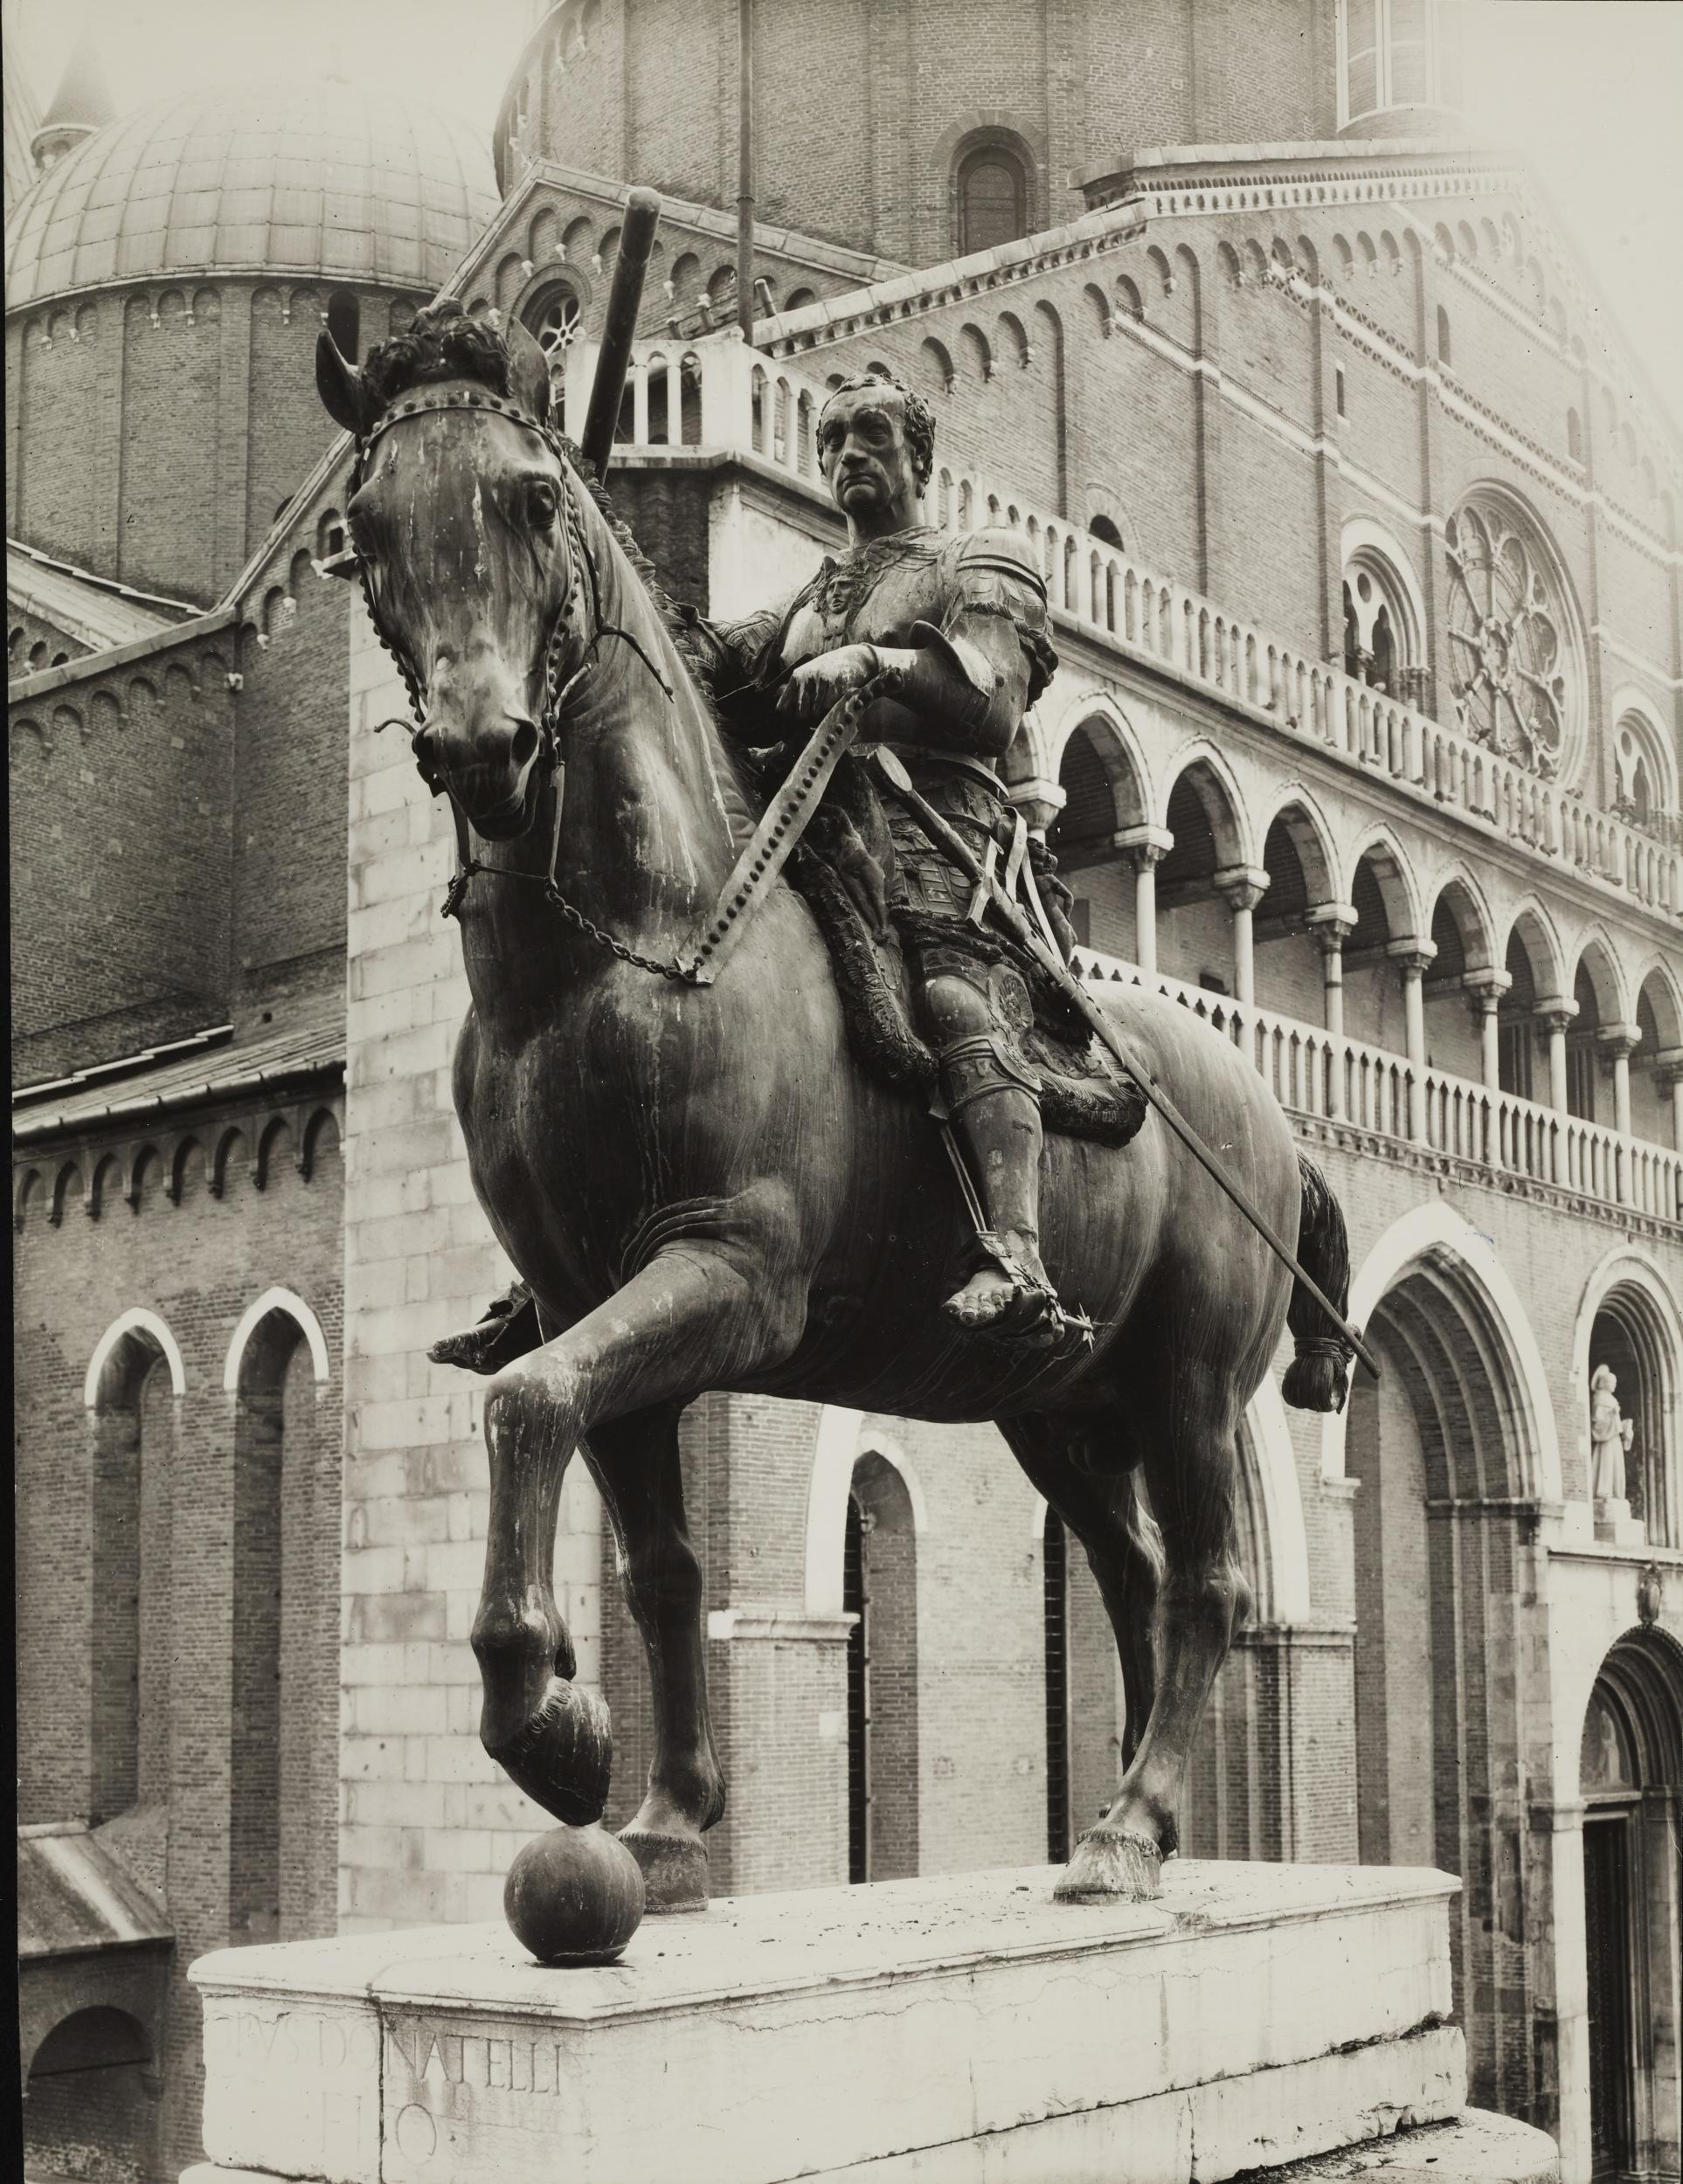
[1324,1201,1560,1501]
[1347,826,1424,943]
[1501,897,1568,1004]
[224,1288,330,1393]
[1569,930,1632,1029]
[1257,783,1340,905]
[86,1309,186,1406]
[1157,738,1255,868]
[1426,867,1498,977]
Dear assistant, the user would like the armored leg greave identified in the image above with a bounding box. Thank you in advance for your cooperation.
[936,1033,1058,1331]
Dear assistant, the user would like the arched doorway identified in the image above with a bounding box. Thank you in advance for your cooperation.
[1580,1631,1683,2180]
[24,2006,156,2181]
[843,1453,919,1883]
[1343,1242,1544,2116]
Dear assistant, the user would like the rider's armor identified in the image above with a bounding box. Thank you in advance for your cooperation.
[430,522,1070,1371]
[717,524,1068,1337]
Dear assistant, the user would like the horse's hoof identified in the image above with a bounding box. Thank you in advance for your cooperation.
[487,1678,613,1827]
[505,1823,645,1964]
[1055,1825,1163,1904]
[620,1828,710,1913]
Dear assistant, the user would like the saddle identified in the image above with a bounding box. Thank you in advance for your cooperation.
[777,751,1146,1150]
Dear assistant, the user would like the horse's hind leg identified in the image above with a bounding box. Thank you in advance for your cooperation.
[996,1410,1160,1787]
[1059,1366,1252,1902]
[583,1402,724,1911]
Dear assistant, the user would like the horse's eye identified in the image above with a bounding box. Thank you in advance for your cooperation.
[525,479,559,528]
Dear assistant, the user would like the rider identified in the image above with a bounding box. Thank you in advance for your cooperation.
[433,365,1065,1369]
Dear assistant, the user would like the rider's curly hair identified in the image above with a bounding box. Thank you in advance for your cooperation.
[357,297,513,417]
[818,366,937,491]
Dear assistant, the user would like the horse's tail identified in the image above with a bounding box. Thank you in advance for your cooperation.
[1281,1153,1355,1414]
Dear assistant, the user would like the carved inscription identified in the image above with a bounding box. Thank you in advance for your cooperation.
[385,2015,573,2100]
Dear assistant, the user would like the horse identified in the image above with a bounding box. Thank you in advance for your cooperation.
[316,301,1353,1918]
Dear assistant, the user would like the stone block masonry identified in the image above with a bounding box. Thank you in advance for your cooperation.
[188,1862,1469,2184]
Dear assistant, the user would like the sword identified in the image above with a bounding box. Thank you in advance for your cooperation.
[870,747,1378,1380]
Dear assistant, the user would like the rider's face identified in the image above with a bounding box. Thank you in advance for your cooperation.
[818,390,919,526]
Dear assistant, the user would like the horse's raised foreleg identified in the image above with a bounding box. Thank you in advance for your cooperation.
[1056,1373,1251,1904]
[582,1402,724,1911]
[473,1244,802,1832]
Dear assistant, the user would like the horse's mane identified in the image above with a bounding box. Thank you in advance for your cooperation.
[359,300,726,723]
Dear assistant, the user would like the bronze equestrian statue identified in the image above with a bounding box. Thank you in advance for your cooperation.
[317,300,1355,1939]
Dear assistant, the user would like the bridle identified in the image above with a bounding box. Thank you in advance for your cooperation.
[353,384,702,982]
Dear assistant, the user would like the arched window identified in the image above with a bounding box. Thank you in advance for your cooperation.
[522,279,582,361]
[1612,708,1675,833]
[325,290,360,363]
[1567,406,1583,461]
[1089,514,1123,549]
[88,1320,178,1821]
[956,139,1029,256]
[1340,540,1421,702]
[843,1453,919,1883]
[1436,304,1451,366]
[229,1301,333,1943]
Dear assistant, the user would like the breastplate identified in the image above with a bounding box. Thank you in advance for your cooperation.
[779,529,951,667]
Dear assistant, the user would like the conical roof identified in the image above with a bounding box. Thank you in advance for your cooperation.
[37,33,117,141]
[4,75,498,310]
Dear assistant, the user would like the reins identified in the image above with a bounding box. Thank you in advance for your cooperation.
[354,384,701,983]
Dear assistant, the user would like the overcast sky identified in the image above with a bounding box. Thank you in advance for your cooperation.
[10,0,1681,430]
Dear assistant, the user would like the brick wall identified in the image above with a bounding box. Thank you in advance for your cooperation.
[13,1089,345,2180]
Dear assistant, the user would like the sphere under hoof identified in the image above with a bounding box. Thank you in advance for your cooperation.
[504,1823,646,1965]
[1054,1825,1163,1904]
[620,1827,709,1913]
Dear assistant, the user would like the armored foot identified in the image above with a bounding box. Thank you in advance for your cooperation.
[620,1827,710,1912]
[1055,1824,1164,1904]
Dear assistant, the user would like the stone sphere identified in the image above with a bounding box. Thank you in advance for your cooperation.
[504,1824,646,1965]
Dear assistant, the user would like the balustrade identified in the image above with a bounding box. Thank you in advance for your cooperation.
[567,333,1682,920]
[1073,946,1683,1225]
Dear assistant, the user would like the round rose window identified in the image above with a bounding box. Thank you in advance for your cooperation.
[1444,494,1579,777]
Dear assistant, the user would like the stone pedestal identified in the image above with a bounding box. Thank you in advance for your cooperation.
[183,1862,1531,2184]
[1592,1496,1645,1546]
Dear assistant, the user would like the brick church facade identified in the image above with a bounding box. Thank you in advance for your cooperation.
[10,8,1681,2183]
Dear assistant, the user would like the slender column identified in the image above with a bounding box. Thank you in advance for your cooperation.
[1216,864,1270,1006]
[1115,824,1172,977]
[1306,903,1355,1120]
[1389,941,1436,1144]
[1597,1024,1639,1144]
[1463,970,1512,1094]
[1655,1050,1683,1153]
[1537,1001,1576,1116]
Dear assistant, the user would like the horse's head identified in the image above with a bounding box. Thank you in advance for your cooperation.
[318,300,579,840]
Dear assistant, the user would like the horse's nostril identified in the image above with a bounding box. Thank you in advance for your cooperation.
[509,722,539,770]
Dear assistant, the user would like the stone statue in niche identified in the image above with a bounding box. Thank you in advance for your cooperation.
[1590,1363,1635,1507]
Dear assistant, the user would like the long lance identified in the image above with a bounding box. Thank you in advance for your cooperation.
[581,187,663,484]
[872,748,1379,1380]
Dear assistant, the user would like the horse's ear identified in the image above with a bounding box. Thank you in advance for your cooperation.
[504,316,554,428]
[316,331,369,437]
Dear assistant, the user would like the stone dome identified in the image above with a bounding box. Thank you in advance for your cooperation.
[3,77,498,311]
